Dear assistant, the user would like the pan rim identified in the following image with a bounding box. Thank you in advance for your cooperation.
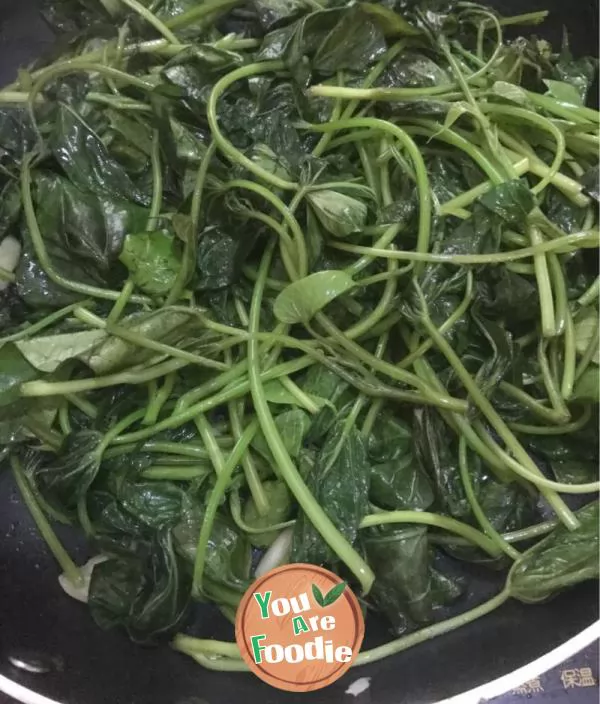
[1,621,598,704]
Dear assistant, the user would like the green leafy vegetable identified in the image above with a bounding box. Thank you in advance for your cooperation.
[119,231,182,296]
[273,270,355,323]
[307,190,368,238]
[508,501,599,602]
[1,0,598,671]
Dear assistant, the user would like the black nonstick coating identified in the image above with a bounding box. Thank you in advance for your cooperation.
[0,1,598,702]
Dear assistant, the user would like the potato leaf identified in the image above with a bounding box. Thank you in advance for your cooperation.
[360,3,421,37]
[508,501,599,603]
[51,105,147,205]
[252,408,311,461]
[33,430,103,512]
[243,480,293,547]
[574,307,599,364]
[478,179,535,228]
[307,190,368,238]
[83,310,192,374]
[0,344,39,408]
[572,367,599,402]
[543,79,583,107]
[89,529,190,644]
[16,329,106,372]
[292,420,370,564]
[366,526,430,633]
[119,230,182,296]
[273,270,355,324]
[312,6,387,73]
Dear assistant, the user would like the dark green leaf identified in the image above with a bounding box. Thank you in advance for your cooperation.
[252,408,311,462]
[16,172,148,307]
[119,230,182,296]
[508,501,599,602]
[118,480,189,529]
[360,3,421,37]
[368,413,434,510]
[33,430,103,512]
[0,344,39,408]
[89,529,190,643]
[291,420,370,564]
[273,270,355,324]
[51,105,148,204]
[312,6,387,74]
[378,51,450,89]
[84,310,192,374]
[572,367,599,402]
[302,366,352,442]
[195,224,257,291]
[365,526,446,633]
[15,329,107,372]
[478,179,535,228]
[252,0,306,30]
[307,190,368,238]
[173,506,251,595]
[243,480,293,547]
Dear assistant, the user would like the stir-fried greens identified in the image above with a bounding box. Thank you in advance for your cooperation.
[0,0,598,671]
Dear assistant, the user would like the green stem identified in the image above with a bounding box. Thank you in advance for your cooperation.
[537,339,569,419]
[578,276,599,307]
[575,316,600,381]
[458,437,520,560]
[11,456,82,586]
[355,589,510,666]
[21,358,189,396]
[248,242,375,594]
[361,510,500,557]
[509,405,591,436]
[420,310,579,529]
[21,157,149,304]
[164,0,241,29]
[561,308,576,399]
[229,490,295,534]
[329,230,598,265]
[192,420,257,596]
[119,0,179,42]
[105,322,229,371]
[208,62,297,191]
[481,104,566,194]
[107,280,134,325]
[112,356,315,445]
[301,117,431,274]
[475,426,600,495]
[141,465,211,480]
[143,372,176,425]
[229,401,269,516]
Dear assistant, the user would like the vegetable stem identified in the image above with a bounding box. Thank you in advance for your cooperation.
[11,456,82,587]
[248,242,375,594]
[420,306,579,530]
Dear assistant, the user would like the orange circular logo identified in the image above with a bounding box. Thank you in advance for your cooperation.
[235,563,364,692]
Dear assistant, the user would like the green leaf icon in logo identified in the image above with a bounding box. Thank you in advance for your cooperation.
[312,583,325,607]
[312,581,346,607]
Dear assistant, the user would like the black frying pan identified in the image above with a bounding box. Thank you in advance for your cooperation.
[0,1,598,702]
